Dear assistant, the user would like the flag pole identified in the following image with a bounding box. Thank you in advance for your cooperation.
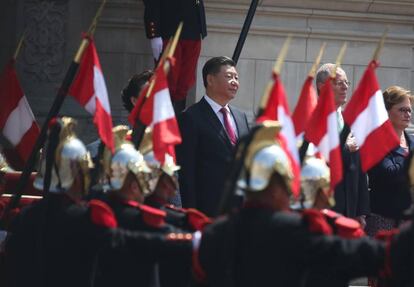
[13,32,26,61]
[298,42,326,164]
[256,35,291,119]
[232,0,259,64]
[131,23,183,150]
[0,0,107,224]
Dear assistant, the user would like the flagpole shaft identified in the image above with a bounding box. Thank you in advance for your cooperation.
[299,140,309,165]
[232,0,259,64]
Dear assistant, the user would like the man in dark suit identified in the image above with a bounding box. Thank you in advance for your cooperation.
[143,0,207,114]
[316,63,370,225]
[176,56,250,217]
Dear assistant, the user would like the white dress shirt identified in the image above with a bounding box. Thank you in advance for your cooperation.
[204,95,239,137]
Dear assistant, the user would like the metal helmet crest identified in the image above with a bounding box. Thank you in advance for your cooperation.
[300,156,333,208]
[237,121,293,194]
[34,117,93,195]
[139,127,180,192]
[102,125,152,195]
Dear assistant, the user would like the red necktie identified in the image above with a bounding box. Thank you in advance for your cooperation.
[220,107,237,145]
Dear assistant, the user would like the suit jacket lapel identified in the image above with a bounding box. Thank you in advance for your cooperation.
[230,106,248,138]
[199,98,233,150]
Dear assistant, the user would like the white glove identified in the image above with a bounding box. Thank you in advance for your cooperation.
[150,37,163,61]
[192,231,202,251]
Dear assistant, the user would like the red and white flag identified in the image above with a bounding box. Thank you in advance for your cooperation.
[0,60,40,169]
[292,76,318,137]
[69,38,114,153]
[256,74,301,198]
[343,61,399,171]
[128,59,181,165]
[305,78,343,190]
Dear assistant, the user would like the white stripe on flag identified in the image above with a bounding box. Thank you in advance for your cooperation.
[153,88,175,123]
[350,90,388,147]
[317,111,339,162]
[3,96,35,146]
[93,66,111,114]
[278,106,300,163]
[85,95,96,114]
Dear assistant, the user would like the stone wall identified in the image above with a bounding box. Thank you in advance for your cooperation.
[1,0,414,142]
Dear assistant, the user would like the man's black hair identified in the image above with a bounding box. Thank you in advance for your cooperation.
[202,56,235,88]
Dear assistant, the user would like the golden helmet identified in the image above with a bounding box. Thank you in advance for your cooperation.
[138,127,180,192]
[300,156,333,208]
[102,125,152,195]
[237,121,293,194]
[34,117,93,194]
[0,153,12,173]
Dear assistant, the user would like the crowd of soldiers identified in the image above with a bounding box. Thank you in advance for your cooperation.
[0,115,411,287]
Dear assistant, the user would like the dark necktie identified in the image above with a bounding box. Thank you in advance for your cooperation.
[220,107,237,145]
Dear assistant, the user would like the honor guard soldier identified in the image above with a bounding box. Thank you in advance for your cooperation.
[138,128,211,287]
[198,121,412,287]
[93,125,198,287]
[301,156,365,239]
[143,0,207,113]
[301,156,365,287]
[4,118,197,287]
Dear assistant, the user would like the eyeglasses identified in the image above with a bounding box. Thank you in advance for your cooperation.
[398,107,412,114]
[333,80,351,86]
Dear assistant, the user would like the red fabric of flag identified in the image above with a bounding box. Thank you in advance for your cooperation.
[305,78,343,190]
[0,60,40,169]
[257,74,301,198]
[292,76,318,136]
[69,37,114,153]
[343,61,399,171]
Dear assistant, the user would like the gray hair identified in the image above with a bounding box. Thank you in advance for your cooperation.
[315,63,336,86]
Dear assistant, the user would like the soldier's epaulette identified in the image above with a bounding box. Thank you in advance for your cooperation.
[302,209,333,235]
[139,204,167,228]
[335,216,365,238]
[321,209,364,238]
[321,209,340,219]
[186,208,212,231]
[89,199,118,228]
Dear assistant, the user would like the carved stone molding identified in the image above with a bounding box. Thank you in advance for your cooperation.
[204,2,414,44]
[23,0,68,82]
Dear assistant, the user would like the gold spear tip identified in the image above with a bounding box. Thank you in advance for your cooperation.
[372,26,389,62]
[88,0,107,36]
[308,42,327,77]
[74,0,107,63]
[273,35,292,75]
[332,42,347,78]
[13,32,26,61]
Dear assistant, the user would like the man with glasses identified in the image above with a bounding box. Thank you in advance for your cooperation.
[315,63,370,226]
